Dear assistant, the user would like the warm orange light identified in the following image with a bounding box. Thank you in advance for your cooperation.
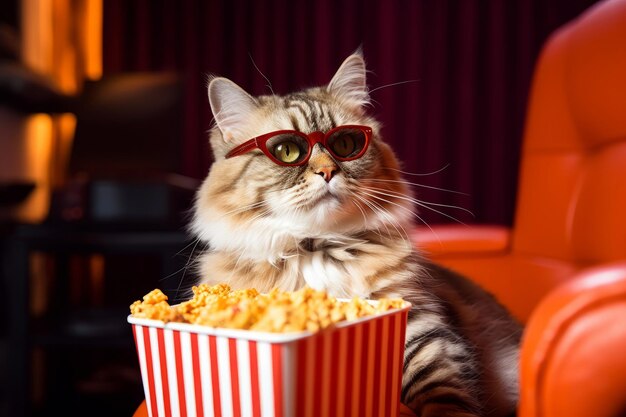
[51,0,77,93]
[20,114,53,222]
[22,0,103,92]
[24,114,53,175]
[17,0,101,221]
[21,0,53,76]
[54,113,77,185]
[85,0,103,80]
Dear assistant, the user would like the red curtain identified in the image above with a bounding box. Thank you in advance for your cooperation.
[102,0,597,226]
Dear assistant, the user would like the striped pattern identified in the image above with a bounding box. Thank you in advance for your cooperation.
[131,310,408,417]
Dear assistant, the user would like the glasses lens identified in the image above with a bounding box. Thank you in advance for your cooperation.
[266,134,309,164]
[327,128,367,159]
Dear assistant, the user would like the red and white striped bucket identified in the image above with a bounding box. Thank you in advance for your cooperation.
[129,301,409,417]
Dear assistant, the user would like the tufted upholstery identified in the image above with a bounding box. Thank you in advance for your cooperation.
[418,0,626,323]
[514,0,626,265]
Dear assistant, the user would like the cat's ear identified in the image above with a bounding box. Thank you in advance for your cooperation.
[327,50,370,108]
[208,77,259,142]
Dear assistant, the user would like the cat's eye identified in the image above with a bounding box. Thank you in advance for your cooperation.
[327,128,366,159]
[266,134,308,164]
[329,134,356,157]
[274,141,301,163]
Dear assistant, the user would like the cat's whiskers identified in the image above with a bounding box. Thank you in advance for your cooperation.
[355,190,412,244]
[357,188,412,219]
[345,178,395,239]
[382,164,451,177]
[357,188,438,237]
[352,190,410,244]
[350,195,369,227]
[226,241,253,284]
[175,237,202,301]
[367,184,472,223]
[243,207,274,225]
[249,53,275,95]
[159,237,201,283]
[366,177,469,196]
[263,184,302,195]
[415,200,475,217]
[360,185,473,224]
[351,192,393,237]
[346,192,387,241]
[360,185,452,210]
[369,79,420,94]
[364,185,465,225]
[216,201,268,219]
[263,185,314,211]
[288,187,333,211]
[290,192,314,209]
[173,236,201,258]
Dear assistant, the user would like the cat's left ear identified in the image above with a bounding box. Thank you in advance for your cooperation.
[327,50,370,109]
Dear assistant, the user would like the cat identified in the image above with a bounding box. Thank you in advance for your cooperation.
[191,51,522,417]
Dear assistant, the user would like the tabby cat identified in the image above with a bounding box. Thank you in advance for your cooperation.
[192,51,522,417]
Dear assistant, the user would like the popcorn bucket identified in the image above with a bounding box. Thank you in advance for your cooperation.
[128,301,409,417]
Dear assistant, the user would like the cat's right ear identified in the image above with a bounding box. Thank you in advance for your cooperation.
[208,77,258,142]
[327,51,370,109]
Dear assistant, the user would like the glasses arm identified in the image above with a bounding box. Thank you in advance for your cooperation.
[225,138,259,158]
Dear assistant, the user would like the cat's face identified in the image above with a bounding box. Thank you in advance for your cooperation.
[192,52,412,256]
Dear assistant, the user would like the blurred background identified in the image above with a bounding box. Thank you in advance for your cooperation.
[0,0,600,416]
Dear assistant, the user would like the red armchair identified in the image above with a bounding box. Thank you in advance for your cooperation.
[415,0,626,416]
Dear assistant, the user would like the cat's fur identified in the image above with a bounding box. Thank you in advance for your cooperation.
[192,51,522,417]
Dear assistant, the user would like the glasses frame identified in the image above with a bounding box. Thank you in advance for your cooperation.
[225,124,373,166]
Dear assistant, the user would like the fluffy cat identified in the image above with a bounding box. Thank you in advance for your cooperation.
[192,51,522,417]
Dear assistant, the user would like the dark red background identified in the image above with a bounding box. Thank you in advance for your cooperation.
[102,0,598,226]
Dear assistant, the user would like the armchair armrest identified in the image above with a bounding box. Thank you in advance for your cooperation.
[412,225,511,258]
[519,263,626,417]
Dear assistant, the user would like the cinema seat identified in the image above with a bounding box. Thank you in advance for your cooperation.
[415,0,626,415]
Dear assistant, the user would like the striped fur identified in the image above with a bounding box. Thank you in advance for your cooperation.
[192,52,521,417]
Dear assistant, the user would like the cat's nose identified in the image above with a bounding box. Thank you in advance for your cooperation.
[315,165,337,182]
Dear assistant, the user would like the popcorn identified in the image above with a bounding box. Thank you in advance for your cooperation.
[130,284,405,333]
[129,289,176,321]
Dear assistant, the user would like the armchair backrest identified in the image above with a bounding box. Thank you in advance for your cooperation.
[513,0,626,266]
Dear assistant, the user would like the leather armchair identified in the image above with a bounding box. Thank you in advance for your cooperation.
[414,0,626,415]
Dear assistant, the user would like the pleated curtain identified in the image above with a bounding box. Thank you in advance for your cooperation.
[102,0,598,225]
